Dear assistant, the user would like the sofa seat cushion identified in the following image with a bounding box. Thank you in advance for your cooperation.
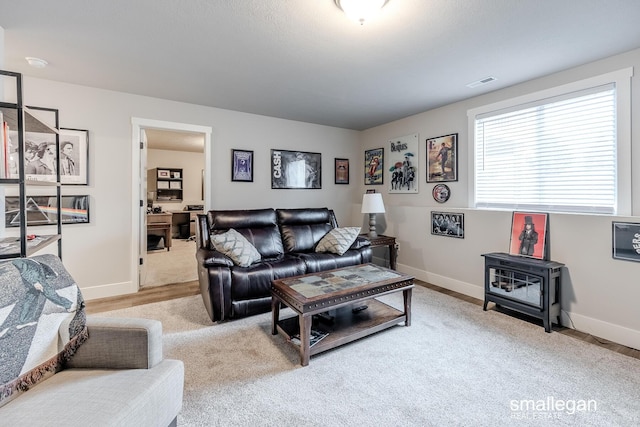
[315,227,361,255]
[230,256,306,301]
[210,229,262,267]
[292,249,370,273]
[0,360,184,427]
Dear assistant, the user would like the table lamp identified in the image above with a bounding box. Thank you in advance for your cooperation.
[361,193,385,238]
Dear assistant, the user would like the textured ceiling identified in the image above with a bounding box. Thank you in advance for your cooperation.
[1,0,640,132]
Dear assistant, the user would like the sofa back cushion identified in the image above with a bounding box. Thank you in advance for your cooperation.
[208,209,284,258]
[277,208,335,253]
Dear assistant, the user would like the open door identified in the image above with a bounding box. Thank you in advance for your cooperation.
[138,128,148,288]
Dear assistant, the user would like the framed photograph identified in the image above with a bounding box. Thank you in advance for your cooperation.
[509,212,548,260]
[612,222,640,262]
[426,133,458,183]
[388,133,418,193]
[231,149,253,182]
[11,130,57,183]
[158,170,170,178]
[335,158,349,184]
[365,148,383,185]
[431,211,464,238]
[171,171,181,179]
[271,149,321,189]
[5,195,90,227]
[59,128,89,185]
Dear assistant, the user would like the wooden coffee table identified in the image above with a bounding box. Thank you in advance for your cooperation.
[271,263,414,366]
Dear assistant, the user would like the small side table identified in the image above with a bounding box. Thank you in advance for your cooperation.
[361,234,397,270]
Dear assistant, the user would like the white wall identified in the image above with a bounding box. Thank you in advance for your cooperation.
[357,48,640,350]
[20,78,361,300]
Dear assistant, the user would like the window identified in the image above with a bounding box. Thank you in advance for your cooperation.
[469,68,632,215]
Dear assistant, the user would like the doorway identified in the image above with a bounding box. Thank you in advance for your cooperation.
[131,118,212,291]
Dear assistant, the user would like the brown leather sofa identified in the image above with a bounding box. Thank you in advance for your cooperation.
[195,208,372,322]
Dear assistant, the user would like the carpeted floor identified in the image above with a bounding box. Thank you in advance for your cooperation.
[144,239,198,288]
[98,285,640,426]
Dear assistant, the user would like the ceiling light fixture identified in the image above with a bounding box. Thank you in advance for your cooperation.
[25,57,48,68]
[334,0,389,25]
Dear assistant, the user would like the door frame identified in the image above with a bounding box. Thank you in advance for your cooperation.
[130,117,212,291]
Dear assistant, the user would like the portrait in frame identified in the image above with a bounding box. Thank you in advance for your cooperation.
[271,149,321,189]
[364,148,383,185]
[231,149,253,182]
[59,128,89,185]
[431,211,464,238]
[509,211,548,260]
[426,133,458,183]
[335,158,349,184]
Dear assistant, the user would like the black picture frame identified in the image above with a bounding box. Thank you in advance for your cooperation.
[231,149,253,182]
[5,195,90,227]
[509,211,549,260]
[612,221,640,262]
[271,149,321,189]
[426,133,458,183]
[431,211,464,238]
[365,148,384,185]
[335,158,349,184]
[59,128,89,185]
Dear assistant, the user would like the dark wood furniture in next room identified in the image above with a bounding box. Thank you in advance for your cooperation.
[271,263,414,366]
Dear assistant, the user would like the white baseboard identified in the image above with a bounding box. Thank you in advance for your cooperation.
[81,281,137,301]
[396,263,639,351]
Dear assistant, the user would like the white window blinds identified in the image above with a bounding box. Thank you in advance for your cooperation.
[474,84,616,214]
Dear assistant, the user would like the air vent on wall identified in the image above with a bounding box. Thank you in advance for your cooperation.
[466,76,497,88]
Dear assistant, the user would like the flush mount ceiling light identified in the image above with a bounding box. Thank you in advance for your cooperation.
[25,57,48,68]
[334,0,389,25]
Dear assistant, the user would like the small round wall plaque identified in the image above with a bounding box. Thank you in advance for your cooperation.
[432,184,451,203]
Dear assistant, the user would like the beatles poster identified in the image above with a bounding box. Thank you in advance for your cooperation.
[388,133,418,194]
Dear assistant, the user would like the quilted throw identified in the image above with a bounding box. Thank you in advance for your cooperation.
[0,254,88,407]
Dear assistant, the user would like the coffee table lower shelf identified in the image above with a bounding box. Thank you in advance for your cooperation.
[275,299,407,361]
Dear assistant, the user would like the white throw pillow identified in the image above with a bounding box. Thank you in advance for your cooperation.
[315,227,361,256]
[210,228,261,267]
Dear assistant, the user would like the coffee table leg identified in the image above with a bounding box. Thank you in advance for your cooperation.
[403,288,412,326]
[271,297,280,335]
[299,314,312,366]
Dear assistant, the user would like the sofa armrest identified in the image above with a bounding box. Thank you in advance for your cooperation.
[350,235,372,250]
[65,317,163,370]
[197,247,234,268]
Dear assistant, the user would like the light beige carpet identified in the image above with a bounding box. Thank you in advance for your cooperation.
[98,286,640,426]
[143,239,198,288]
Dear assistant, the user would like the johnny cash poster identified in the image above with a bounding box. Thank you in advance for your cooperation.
[271,149,321,189]
[388,133,418,193]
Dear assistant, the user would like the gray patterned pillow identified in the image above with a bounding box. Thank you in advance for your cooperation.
[210,228,261,267]
[315,227,361,256]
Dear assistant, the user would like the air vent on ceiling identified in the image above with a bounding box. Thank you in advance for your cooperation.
[466,76,497,88]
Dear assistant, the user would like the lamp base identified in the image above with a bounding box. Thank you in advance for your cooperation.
[367,213,378,239]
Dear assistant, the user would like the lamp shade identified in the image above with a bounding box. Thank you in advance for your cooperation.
[361,193,386,214]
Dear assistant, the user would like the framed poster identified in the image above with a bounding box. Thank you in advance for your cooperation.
[612,222,640,262]
[364,148,383,185]
[271,149,321,189]
[431,211,464,238]
[334,158,349,184]
[231,149,253,182]
[59,128,89,185]
[509,212,548,260]
[11,130,57,183]
[388,133,418,193]
[5,195,90,227]
[426,133,458,183]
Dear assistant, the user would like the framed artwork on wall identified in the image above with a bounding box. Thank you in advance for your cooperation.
[5,195,90,226]
[59,128,89,185]
[231,149,253,182]
[431,211,464,238]
[612,221,640,262]
[388,133,418,193]
[426,133,458,183]
[334,158,349,184]
[364,148,383,185]
[509,211,548,260]
[271,149,321,189]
